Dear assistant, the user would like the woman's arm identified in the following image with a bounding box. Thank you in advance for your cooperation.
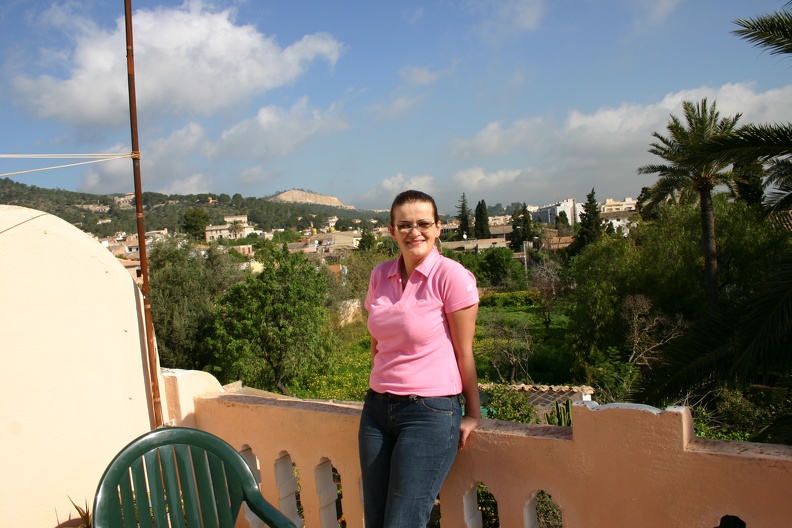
[447,303,480,449]
[370,336,378,359]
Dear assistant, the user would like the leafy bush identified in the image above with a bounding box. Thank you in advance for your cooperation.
[480,384,537,423]
[479,290,541,308]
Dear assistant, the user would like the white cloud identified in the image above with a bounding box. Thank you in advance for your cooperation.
[236,165,284,186]
[404,6,425,25]
[13,2,344,127]
[400,65,443,85]
[446,81,792,207]
[355,173,436,211]
[80,144,134,194]
[452,167,523,190]
[450,117,547,158]
[465,0,546,38]
[627,0,682,32]
[80,122,209,194]
[370,95,425,120]
[159,173,212,195]
[382,173,435,194]
[211,97,347,160]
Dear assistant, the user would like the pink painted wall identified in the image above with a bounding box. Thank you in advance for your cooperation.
[163,370,792,528]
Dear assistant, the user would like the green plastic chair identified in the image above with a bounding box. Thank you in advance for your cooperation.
[93,427,296,528]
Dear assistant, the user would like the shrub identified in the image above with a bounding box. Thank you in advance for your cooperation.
[480,384,537,423]
[479,290,541,308]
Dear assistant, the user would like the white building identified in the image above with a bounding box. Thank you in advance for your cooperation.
[533,199,576,225]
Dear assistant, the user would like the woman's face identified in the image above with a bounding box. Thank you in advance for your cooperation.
[389,200,441,265]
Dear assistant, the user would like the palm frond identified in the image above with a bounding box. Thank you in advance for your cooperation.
[766,159,792,188]
[734,9,792,58]
[766,182,792,213]
[699,124,792,164]
[636,311,738,404]
[753,414,792,445]
[731,258,792,380]
[638,259,792,404]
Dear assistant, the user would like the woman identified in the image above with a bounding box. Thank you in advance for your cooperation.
[358,189,480,527]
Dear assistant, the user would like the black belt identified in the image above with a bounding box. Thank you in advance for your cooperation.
[368,389,458,402]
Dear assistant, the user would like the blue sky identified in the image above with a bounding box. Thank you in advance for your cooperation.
[1,0,791,214]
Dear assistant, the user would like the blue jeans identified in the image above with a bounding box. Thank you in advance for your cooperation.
[358,389,462,528]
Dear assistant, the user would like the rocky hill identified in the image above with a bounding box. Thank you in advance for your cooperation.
[269,189,353,209]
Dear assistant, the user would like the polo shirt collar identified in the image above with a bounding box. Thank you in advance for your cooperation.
[387,248,441,279]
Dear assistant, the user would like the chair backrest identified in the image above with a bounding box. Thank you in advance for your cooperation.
[93,427,296,528]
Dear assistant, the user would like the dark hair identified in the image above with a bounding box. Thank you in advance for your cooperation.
[390,190,439,226]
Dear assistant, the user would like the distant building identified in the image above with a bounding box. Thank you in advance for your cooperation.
[113,192,136,209]
[287,231,361,255]
[204,215,255,242]
[488,215,511,226]
[600,197,637,213]
[533,199,575,225]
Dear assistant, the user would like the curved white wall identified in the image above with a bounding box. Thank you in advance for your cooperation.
[0,205,161,527]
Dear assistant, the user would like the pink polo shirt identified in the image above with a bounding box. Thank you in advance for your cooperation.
[365,248,479,396]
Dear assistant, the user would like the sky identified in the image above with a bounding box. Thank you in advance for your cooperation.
[1,0,791,215]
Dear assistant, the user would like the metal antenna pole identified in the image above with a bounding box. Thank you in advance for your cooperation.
[124,0,162,429]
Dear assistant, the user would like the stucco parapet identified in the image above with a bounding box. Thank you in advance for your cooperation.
[687,436,792,459]
[201,390,365,418]
[572,400,694,449]
[477,418,573,440]
[161,368,224,426]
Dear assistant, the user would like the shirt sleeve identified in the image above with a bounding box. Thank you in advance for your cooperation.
[440,259,479,313]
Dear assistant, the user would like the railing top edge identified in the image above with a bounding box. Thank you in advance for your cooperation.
[204,392,363,416]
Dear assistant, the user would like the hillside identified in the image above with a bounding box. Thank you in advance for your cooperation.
[0,178,387,238]
[269,189,353,209]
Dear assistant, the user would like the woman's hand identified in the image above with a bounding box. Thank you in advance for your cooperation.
[459,414,480,449]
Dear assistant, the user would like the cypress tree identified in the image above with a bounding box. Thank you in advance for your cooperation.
[474,199,491,239]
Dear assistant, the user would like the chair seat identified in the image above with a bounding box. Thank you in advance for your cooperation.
[93,426,296,528]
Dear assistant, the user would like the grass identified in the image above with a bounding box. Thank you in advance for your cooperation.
[476,303,574,386]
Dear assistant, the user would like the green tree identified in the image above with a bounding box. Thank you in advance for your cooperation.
[637,99,741,315]
[731,160,766,207]
[479,247,525,289]
[554,210,572,237]
[333,218,355,231]
[206,246,340,395]
[509,203,535,251]
[456,193,471,240]
[272,229,302,244]
[638,7,792,442]
[358,229,376,251]
[148,239,245,370]
[474,199,491,239]
[181,207,210,241]
[567,188,603,256]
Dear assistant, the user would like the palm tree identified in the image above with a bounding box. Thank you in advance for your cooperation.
[638,98,741,316]
[700,4,792,213]
[639,5,792,444]
[228,219,245,239]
